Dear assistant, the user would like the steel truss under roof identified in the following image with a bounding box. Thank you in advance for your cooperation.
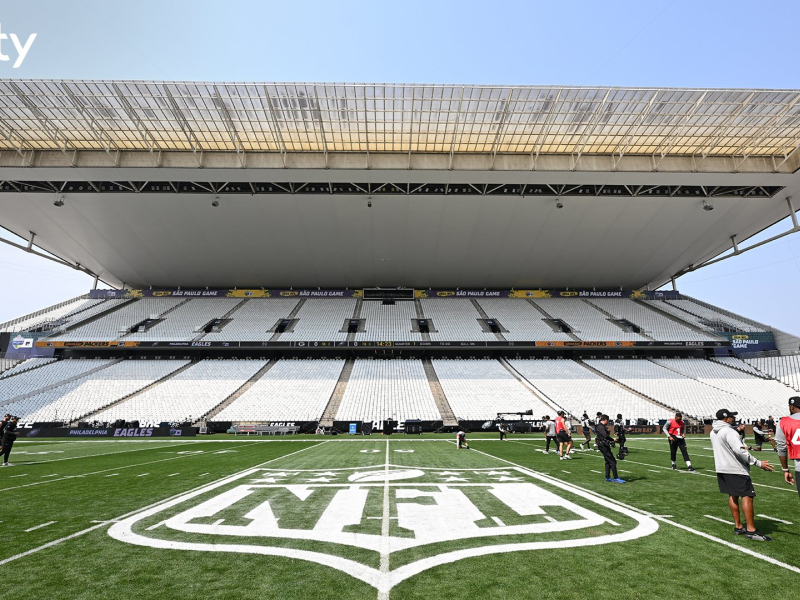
[1,81,800,167]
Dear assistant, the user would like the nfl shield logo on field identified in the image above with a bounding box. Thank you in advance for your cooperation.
[109,466,657,593]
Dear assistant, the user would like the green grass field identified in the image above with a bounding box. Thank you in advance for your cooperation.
[2,433,799,599]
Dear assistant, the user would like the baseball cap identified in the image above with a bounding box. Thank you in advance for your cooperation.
[716,409,738,420]
[789,397,800,407]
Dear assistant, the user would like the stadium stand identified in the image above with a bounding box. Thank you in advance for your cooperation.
[476,299,573,341]
[126,298,242,341]
[421,299,495,341]
[0,357,56,379]
[91,359,269,425]
[0,297,117,333]
[336,359,440,424]
[6,359,190,424]
[744,355,800,392]
[710,356,770,377]
[216,359,344,422]
[584,358,757,421]
[530,299,646,341]
[432,358,552,420]
[53,298,184,340]
[507,358,672,423]
[664,299,765,332]
[278,299,357,341]
[354,301,421,341]
[587,299,719,341]
[0,358,115,404]
[202,299,300,341]
[650,358,790,417]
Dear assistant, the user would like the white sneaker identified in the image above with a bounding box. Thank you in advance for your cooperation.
[565,455,572,460]
[559,456,566,460]
[543,450,549,454]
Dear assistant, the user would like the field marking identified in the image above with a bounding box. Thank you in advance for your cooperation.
[561,470,571,474]
[24,521,56,532]
[490,442,800,575]
[111,441,657,595]
[41,474,58,478]
[0,443,261,494]
[378,440,391,600]
[704,515,733,525]
[9,474,27,478]
[104,474,119,478]
[491,517,506,527]
[167,473,180,477]
[648,469,661,473]
[198,473,209,477]
[0,441,326,568]
[7,441,201,466]
[757,514,793,525]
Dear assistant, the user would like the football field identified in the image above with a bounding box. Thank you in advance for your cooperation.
[3,434,799,599]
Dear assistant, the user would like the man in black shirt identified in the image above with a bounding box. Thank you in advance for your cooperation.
[1,415,18,467]
[579,412,593,450]
[597,415,625,483]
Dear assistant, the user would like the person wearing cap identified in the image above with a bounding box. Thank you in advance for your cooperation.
[711,409,775,541]
[596,415,625,483]
[774,396,800,498]
[663,412,696,472]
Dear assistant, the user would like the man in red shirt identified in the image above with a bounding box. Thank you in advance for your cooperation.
[555,411,574,460]
[664,412,696,472]
[776,397,800,498]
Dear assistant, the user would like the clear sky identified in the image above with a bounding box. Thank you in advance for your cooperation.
[0,0,798,333]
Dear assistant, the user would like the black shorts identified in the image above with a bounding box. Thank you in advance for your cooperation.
[717,473,755,498]
[557,431,571,443]
[582,428,591,436]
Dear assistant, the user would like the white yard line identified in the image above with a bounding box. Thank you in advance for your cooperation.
[487,442,800,575]
[757,514,793,525]
[0,441,326,567]
[704,515,733,525]
[378,439,391,600]
[491,517,506,527]
[0,443,259,494]
[24,521,56,533]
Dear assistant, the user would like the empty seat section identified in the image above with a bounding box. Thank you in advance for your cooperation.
[354,302,421,341]
[584,358,748,420]
[126,298,242,340]
[92,359,268,425]
[421,299,494,341]
[651,358,793,418]
[203,298,299,341]
[336,359,441,423]
[0,357,57,379]
[217,359,345,422]
[6,359,189,423]
[508,359,671,422]
[710,356,769,377]
[0,358,114,401]
[744,355,800,392]
[531,299,645,341]
[53,298,184,340]
[279,299,356,341]
[0,297,113,333]
[432,358,550,420]
[644,300,717,332]
[665,299,765,332]
[587,299,718,341]
[477,299,572,341]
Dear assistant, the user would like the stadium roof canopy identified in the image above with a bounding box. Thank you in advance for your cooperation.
[0,80,799,290]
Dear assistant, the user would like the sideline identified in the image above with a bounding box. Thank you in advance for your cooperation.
[475,443,800,575]
[0,441,326,567]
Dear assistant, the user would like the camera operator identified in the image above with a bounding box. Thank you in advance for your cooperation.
[1,415,19,467]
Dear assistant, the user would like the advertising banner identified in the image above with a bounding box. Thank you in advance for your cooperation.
[36,339,729,349]
[718,332,777,354]
[89,288,363,299]
[22,427,197,438]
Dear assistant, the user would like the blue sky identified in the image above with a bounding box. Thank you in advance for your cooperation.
[0,0,799,333]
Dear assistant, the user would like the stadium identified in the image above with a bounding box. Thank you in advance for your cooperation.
[1,80,800,598]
